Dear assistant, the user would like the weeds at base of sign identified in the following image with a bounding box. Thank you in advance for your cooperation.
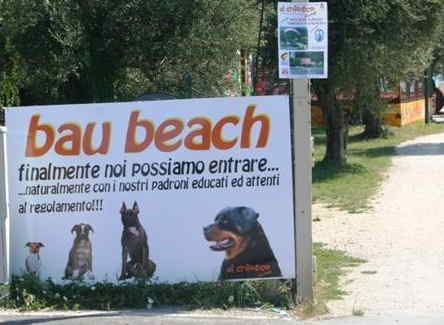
[0,244,366,317]
[1,274,294,311]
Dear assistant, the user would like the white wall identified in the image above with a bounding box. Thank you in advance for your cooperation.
[0,126,9,282]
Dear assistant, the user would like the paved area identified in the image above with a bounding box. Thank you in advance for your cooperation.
[0,309,296,324]
[1,309,444,324]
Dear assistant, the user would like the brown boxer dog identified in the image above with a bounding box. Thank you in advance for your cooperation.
[65,223,94,278]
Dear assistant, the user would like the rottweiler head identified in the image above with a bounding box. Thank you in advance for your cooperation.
[120,202,141,228]
[203,207,259,260]
[71,223,94,240]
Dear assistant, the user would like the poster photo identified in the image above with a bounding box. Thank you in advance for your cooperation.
[6,96,295,283]
[278,2,328,79]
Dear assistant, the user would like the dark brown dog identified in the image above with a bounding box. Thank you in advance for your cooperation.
[119,202,155,280]
[65,223,94,278]
[204,207,282,280]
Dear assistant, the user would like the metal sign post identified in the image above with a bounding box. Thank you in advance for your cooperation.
[292,77,313,303]
[0,127,9,283]
[286,0,315,303]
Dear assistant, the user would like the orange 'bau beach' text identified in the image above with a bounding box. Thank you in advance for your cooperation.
[25,105,271,157]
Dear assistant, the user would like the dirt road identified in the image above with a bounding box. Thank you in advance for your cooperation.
[313,132,444,316]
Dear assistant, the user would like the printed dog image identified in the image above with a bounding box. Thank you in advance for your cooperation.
[119,202,156,280]
[25,242,44,278]
[204,207,282,280]
[65,223,94,278]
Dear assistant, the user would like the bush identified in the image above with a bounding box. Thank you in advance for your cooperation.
[2,274,293,311]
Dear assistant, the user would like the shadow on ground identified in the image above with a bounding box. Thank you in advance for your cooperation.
[353,142,444,158]
[395,143,444,156]
[313,161,368,183]
[0,308,189,325]
[348,146,394,159]
[312,128,366,147]
[0,313,119,325]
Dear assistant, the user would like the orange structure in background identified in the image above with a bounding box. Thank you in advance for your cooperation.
[383,99,425,127]
[311,79,430,127]
[254,74,431,127]
[382,79,428,127]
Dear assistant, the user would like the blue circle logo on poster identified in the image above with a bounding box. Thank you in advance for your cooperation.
[314,29,324,42]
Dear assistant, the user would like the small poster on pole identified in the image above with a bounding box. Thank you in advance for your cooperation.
[278,2,328,79]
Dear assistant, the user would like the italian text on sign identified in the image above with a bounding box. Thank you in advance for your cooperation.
[6,96,295,283]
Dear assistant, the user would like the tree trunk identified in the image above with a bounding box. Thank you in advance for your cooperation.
[360,82,385,138]
[362,108,384,138]
[317,81,347,166]
[324,100,347,165]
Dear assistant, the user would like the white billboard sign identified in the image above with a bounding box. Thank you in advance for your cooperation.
[6,96,295,283]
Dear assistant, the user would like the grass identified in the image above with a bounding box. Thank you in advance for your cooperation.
[295,243,366,318]
[312,122,444,212]
[313,243,365,302]
[352,308,365,316]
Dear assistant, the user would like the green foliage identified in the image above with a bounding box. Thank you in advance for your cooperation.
[311,0,444,118]
[150,0,259,98]
[254,0,444,164]
[323,0,444,86]
[0,1,22,107]
[254,1,279,92]
[3,274,293,311]
[320,1,444,160]
[0,0,259,105]
[0,40,21,107]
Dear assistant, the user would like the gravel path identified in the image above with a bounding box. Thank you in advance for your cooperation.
[313,132,444,316]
